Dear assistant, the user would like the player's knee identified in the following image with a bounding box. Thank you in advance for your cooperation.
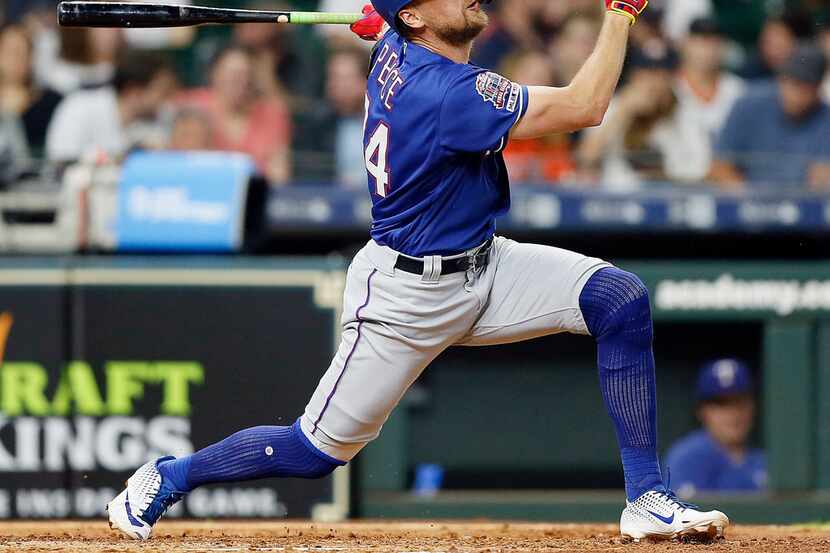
[293,420,347,479]
[579,267,652,343]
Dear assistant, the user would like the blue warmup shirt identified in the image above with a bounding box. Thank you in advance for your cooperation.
[665,430,767,495]
[364,31,529,257]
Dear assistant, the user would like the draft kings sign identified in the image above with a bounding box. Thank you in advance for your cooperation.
[0,276,341,519]
[0,311,212,518]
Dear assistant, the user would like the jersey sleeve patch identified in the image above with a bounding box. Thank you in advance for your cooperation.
[475,72,522,113]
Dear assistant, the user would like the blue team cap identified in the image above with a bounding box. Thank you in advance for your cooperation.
[695,359,754,402]
[371,0,411,32]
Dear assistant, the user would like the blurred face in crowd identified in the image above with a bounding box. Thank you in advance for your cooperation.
[0,25,31,86]
[170,110,213,151]
[759,20,796,71]
[820,30,830,66]
[88,27,123,63]
[211,49,255,111]
[509,51,555,86]
[554,15,600,84]
[326,52,368,116]
[681,33,724,75]
[628,67,675,111]
[400,0,489,46]
[698,394,755,450]
[778,76,821,119]
[120,67,178,121]
[141,68,178,116]
[235,21,281,50]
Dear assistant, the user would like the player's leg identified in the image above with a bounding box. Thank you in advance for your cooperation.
[459,238,727,540]
[458,238,664,497]
[108,241,475,539]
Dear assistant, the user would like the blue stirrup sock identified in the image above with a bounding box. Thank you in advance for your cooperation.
[579,267,664,501]
[158,420,345,493]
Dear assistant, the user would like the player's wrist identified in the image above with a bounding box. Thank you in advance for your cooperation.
[605,9,635,29]
[605,0,647,26]
[607,8,636,25]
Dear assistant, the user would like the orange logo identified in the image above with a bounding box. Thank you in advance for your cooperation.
[0,312,13,365]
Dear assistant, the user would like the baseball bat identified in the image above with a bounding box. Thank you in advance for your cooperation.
[57,2,362,28]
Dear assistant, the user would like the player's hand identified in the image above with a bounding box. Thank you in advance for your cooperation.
[605,0,648,25]
[351,4,387,41]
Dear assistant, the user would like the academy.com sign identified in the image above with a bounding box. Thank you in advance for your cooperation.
[655,274,830,315]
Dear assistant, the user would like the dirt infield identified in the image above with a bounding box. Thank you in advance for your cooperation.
[1,521,829,553]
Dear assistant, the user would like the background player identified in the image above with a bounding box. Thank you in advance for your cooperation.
[666,359,767,496]
[107,0,729,543]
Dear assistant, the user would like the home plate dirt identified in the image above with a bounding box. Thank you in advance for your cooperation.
[1,521,829,552]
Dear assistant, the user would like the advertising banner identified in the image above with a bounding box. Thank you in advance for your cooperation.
[116,152,254,252]
[0,259,347,520]
[624,262,830,320]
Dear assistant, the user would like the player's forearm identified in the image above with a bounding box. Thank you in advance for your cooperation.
[512,13,630,139]
[565,13,631,126]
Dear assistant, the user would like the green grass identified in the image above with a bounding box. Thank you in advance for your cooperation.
[791,522,830,531]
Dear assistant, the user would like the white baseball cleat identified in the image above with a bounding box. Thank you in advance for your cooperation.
[620,489,729,543]
[106,456,186,540]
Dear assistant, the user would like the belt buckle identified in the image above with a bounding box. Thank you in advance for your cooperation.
[468,249,486,273]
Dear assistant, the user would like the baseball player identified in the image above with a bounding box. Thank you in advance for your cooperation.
[107,0,729,543]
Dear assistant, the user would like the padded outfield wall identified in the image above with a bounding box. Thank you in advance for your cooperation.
[0,257,828,522]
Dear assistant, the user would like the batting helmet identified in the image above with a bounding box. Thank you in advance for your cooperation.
[371,0,494,34]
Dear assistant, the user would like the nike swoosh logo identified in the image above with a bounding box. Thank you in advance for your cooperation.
[647,510,675,525]
[124,493,145,528]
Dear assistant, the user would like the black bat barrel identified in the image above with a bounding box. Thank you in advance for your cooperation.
[58,2,276,28]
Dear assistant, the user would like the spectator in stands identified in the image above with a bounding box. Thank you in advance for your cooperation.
[178,45,292,185]
[293,47,369,187]
[662,0,712,43]
[471,0,546,71]
[628,7,669,59]
[325,48,370,189]
[578,47,704,189]
[3,0,52,25]
[550,13,601,87]
[122,0,196,51]
[502,50,574,183]
[710,45,830,190]
[233,2,326,102]
[45,51,177,164]
[820,12,830,103]
[0,24,62,158]
[665,359,767,498]
[37,26,124,94]
[674,18,745,182]
[168,108,213,152]
[739,11,811,81]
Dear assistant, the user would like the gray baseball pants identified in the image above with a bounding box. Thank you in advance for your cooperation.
[300,237,611,461]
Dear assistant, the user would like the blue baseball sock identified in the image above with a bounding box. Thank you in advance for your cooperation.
[579,267,664,502]
[158,420,344,493]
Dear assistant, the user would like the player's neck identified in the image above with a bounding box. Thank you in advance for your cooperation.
[411,35,473,64]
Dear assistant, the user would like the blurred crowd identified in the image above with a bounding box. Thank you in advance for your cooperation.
[1,0,830,191]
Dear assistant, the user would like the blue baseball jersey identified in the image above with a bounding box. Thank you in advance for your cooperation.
[363,31,529,257]
[664,430,767,496]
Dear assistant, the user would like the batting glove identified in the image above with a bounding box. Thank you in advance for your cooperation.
[605,0,648,25]
[351,4,387,41]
